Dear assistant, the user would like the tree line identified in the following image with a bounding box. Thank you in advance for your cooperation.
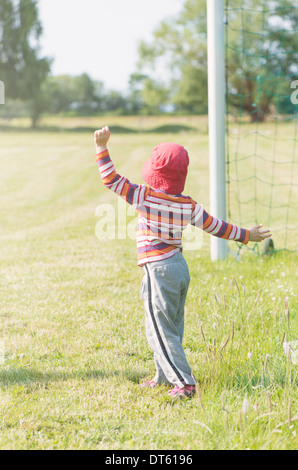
[0,0,297,127]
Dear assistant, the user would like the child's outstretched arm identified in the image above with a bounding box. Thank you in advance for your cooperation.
[191,202,272,245]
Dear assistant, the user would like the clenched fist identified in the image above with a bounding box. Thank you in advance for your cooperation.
[94,125,111,153]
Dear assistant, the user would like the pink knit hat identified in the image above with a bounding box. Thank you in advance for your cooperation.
[142,142,189,194]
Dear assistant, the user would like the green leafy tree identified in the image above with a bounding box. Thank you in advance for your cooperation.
[102,90,128,114]
[72,73,98,114]
[0,0,51,127]
[44,74,128,115]
[136,0,298,119]
[127,73,169,115]
[226,0,298,121]
[136,0,208,114]
[127,73,147,114]
[142,78,169,114]
[43,75,77,114]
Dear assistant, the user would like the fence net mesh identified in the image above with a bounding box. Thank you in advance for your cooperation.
[224,0,298,254]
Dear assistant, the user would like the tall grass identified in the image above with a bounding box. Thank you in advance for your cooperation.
[0,118,297,449]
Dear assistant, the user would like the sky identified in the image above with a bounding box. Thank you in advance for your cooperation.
[39,0,185,92]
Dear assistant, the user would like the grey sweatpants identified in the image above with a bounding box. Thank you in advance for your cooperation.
[140,251,195,388]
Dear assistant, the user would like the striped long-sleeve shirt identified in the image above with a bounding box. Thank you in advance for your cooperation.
[95,150,250,266]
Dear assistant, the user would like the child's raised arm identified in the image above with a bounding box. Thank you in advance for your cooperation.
[93,126,148,209]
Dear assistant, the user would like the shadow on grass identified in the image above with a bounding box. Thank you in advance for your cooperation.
[0,124,199,134]
[144,124,199,134]
[0,367,147,388]
[2,367,297,395]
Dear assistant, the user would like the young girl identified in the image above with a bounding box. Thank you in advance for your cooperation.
[93,126,271,399]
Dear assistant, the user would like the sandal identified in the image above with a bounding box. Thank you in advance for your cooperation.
[168,384,196,398]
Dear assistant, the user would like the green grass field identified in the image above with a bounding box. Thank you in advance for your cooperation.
[0,116,297,450]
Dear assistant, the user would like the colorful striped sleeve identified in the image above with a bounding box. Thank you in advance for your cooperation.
[191,200,250,244]
[94,149,149,208]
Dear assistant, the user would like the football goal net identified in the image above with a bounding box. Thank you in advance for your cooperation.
[224,0,298,256]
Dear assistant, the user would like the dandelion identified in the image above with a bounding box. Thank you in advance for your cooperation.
[196,385,205,414]
[242,393,249,417]
[273,307,279,322]
[264,354,269,373]
[219,334,230,352]
[0,342,5,365]
[284,296,289,323]
[283,341,298,365]
[222,392,229,429]
[238,410,243,431]
[221,391,225,408]
[288,398,292,426]
[266,391,272,414]
[283,341,290,355]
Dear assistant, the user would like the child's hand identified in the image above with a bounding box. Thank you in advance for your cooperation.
[94,126,110,152]
[249,224,272,242]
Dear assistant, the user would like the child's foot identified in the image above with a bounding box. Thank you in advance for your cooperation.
[140,379,159,388]
[168,384,196,399]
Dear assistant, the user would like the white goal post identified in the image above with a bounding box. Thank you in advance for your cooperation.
[207,0,228,261]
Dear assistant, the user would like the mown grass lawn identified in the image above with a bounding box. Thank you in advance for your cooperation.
[0,117,297,450]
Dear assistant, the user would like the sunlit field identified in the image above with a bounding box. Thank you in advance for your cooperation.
[0,116,297,450]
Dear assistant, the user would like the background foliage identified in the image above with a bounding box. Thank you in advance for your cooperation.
[0,0,297,126]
